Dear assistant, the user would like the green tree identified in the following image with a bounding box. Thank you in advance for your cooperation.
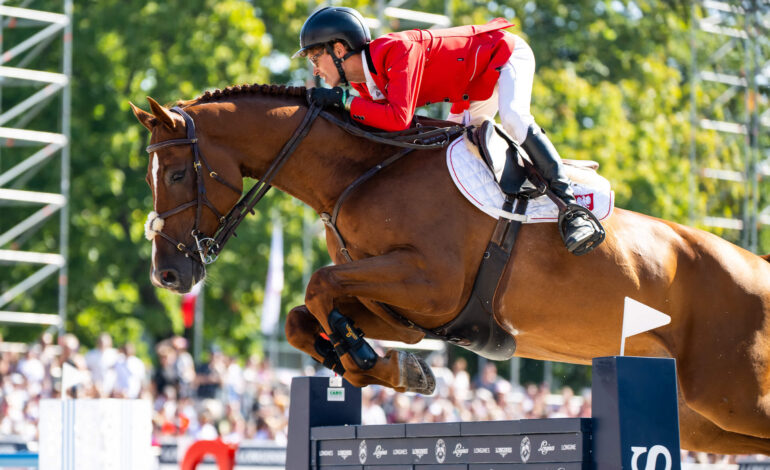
[0,0,335,357]
[2,0,732,381]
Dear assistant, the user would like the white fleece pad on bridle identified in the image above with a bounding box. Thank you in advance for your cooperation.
[144,211,165,241]
[446,135,614,223]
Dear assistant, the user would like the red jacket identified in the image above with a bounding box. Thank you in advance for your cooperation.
[349,18,516,131]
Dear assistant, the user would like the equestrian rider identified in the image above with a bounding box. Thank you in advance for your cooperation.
[294,6,601,255]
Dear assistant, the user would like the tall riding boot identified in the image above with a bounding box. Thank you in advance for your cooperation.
[520,124,600,254]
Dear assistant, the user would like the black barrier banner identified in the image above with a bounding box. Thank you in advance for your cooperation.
[314,432,587,466]
[467,464,585,470]
[313,464,586,470]
[158,442,286,466]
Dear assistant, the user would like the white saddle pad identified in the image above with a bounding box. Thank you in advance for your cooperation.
[446,135,614,223]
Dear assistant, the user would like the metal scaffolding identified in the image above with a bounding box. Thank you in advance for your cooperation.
[690,0,770,252]
[0,1,72,332]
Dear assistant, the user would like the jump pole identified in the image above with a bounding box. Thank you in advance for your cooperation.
[287,356,681,469]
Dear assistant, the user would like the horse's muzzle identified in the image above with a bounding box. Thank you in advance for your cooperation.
[151,257,204,294]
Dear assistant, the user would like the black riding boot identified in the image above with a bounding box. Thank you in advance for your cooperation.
[520,124,600,254]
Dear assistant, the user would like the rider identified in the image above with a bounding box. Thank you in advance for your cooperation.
[293,6,601,255]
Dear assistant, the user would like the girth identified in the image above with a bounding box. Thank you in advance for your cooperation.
[432,198,528,361]
[324,121,538,358]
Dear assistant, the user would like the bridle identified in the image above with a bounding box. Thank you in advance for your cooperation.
[145,99,461,267]
[145,104,323,265]
[144,99,465,339]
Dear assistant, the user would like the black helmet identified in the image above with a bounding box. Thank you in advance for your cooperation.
[293,7,371,58]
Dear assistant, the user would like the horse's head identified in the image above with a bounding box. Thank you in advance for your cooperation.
[131,97,243,293]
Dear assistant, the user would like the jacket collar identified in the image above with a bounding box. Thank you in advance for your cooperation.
[363,43,377,75]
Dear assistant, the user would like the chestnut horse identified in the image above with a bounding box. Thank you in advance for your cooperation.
[131,84,770,455]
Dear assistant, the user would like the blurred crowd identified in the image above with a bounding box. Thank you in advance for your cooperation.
[0,333,745,465]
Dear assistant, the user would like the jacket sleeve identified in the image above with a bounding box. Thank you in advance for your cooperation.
[350,82,372,102]
[349,42,425,131]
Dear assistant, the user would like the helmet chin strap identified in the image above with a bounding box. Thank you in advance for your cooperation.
[325,43,357,87]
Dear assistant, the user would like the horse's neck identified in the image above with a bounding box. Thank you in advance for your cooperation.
[283,121,388,212]
[203,99,385,214]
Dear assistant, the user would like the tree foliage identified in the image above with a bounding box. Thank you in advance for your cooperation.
[2,0,739,378]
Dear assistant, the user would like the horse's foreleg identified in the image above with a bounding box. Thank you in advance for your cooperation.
[285,305,346,374]
[304,251,446,394]
[285,301,429,390]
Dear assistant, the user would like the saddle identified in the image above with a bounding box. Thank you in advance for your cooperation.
[434,121,607,360]
[431,122,545,361]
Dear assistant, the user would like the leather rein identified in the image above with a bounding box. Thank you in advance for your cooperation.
[145,103,463,270]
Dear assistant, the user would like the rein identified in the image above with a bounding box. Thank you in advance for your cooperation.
[145,103,462,267]
[321,111,464,149]
[146,104,322,265]
[146,100,465,338]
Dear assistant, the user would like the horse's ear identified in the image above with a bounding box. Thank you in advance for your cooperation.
[130,101,156,131]
[146,96,176,129]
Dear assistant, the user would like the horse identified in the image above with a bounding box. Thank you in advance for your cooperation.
[131,84,770,455]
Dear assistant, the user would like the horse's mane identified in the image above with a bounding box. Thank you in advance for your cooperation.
[176,83,307,107]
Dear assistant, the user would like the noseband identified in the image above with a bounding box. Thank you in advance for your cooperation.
[145,104,322,265]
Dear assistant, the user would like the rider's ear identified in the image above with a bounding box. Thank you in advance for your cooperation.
[334,41,348,58]
[146,96,177,130]
[130,101,157,131]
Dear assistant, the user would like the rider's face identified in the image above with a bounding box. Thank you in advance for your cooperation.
[311,47,343,87]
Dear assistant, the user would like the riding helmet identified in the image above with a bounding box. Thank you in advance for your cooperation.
[293,6,371,58]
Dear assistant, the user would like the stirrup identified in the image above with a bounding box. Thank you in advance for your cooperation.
[557,203,606,256]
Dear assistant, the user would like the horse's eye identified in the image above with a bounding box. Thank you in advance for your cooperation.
[171,170,185,182]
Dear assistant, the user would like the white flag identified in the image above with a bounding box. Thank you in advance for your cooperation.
[620,297,671,355]
[261,218,284,336]
[61,362,86,399]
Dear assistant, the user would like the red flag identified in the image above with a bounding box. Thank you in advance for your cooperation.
[181,282,201,328]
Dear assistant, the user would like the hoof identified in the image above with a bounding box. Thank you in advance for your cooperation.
[399,351,436,395]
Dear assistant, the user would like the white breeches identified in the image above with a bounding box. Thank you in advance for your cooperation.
[446,33,537,144]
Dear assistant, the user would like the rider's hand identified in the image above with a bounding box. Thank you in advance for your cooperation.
[307,87,348,109]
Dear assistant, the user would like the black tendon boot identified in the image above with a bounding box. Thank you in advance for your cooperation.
[327,309,377,370]
[314,335,346,375]
[520,124,604,254]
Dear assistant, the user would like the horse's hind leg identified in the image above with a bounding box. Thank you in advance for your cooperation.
[285,301,431,391]
[679,396,770,455]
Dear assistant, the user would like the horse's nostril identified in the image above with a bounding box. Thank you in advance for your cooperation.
[160,269,179,287]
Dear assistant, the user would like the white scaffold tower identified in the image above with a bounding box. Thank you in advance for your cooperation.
[0,0,72,341]
[690,0,770,252]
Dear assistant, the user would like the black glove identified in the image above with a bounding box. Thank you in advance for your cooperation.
[307,87,347,109]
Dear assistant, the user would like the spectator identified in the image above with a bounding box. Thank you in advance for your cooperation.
[17,348,44,398]
[171,336,196,398]
[361,386,387,425]
[56,333,89,397]
[195,347,225,400]
[114,343,146,399]
[451,357,471,399]
[473,362,502,394]
[223,355,244,405]
[194,410,218,440]
[85,332,118,397]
